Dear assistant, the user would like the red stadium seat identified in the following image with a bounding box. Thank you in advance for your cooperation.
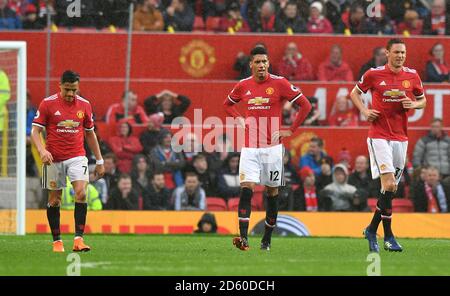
[193,16,205,31]
[206,197,227,211]
[205,17,221,32]
[367,198,377,212]
[392,199,414,213]
[227,198,240,211]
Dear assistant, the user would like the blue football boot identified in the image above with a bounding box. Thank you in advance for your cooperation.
[363,227,379,253]
[384,236,403,252]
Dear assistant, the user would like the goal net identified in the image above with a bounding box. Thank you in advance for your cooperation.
[0,42,26,235]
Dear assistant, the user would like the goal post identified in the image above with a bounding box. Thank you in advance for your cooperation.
[0,41,27,235]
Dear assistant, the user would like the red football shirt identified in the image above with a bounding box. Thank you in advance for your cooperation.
[32,93,95,162]
[225,74,303,148]
[356,65,424,141]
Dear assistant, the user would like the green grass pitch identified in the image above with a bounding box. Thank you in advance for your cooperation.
[1,234,450,276]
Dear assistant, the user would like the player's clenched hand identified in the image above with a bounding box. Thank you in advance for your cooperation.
[363,109,381,122]
[400,97,415,109]
[39,149,53,165]
[94,164,105,180]
[272,130,292,143]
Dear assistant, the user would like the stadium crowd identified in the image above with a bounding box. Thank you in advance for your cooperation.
[0,0,450,37]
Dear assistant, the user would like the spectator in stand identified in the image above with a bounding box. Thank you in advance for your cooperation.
[163,0,194,31]
[140,112,167,156]
[306,1,333,34]
[185,153,217,197]
[293,166,318,211]
[283,147,300,185]
[358,47,387,80]
[284,96,320,126]
[22,3,44,29]
[130,154,153,197]
[89,164,108,206]
[0,0,22,29]
[133,0,164,31]
[103,153,121,193]
[382,0,417,23]
[105,173,139,210]
[413,118,450,178]
[275,42,315,81]
[315,157,333,192]
[207,133,234,171]
[202,0,227,20]
[173,172,206,210]
[150,130,185,190]
[348,155,379,199]
[182,132,202,164]
[108,120,144,174]
[299,137,332,177]
[144,89,191,124]
[217,153,240,200]
[423,0,450,35]
[249,0,276,32]
[412,166,450,212]
[396,9,424,35]
[26,91,37,176]
[218,1,250,33]
[233,43,273,80]
[55,0,97,28]
[61,178,103,211]
[275,1,307,34]
[319,164,364,211]
[338,2,374,34]
[84,126,112,165]
[425,42,449,82]
[106,90,149,125]
[317,44,354,82]
[328,95,359,127]
[143,171,171,210]
[368,2,396,35]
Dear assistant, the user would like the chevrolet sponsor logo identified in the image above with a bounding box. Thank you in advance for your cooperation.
[248,97,270,105]
[57,120,80,128]
[383,89,406,98]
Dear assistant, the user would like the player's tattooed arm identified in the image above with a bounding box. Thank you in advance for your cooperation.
[400,96,426,109]
[30,125,53,165]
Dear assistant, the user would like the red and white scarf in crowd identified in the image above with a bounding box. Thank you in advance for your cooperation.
[304,187,318,212]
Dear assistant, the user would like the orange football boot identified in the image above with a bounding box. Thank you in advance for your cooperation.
[233,237,250,251]
[52,240,65,253]
[73,237,91,252]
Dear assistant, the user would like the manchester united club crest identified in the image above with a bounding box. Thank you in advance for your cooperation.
[179,40,216,78]
[402,80,411,89]
[266,87,274,95]
[76,110,85,119]
[49,181,57,189]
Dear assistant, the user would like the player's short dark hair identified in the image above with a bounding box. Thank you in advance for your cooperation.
[250,46,268,58]
[386,38,405,51]
[61,70,80,84]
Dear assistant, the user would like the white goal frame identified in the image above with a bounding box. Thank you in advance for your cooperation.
[1,41,27,235]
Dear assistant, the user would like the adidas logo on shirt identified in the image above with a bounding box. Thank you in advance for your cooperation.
[245,90,251,95]
[54,110,61,116]
[379,81,386,86]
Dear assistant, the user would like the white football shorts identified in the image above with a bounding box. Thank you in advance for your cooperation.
[42,156,89,190]
[367,138,408,185]
[239,144,284,187]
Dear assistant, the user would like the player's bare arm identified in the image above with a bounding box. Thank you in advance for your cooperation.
[350,87,380,122]
[85,130,105,179]
[400,96,427,109]
[30,125,53,165]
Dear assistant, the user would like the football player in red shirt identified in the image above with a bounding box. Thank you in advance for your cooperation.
[31,71,105,253]
[224,46,312,251]
[350,39,426,253]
